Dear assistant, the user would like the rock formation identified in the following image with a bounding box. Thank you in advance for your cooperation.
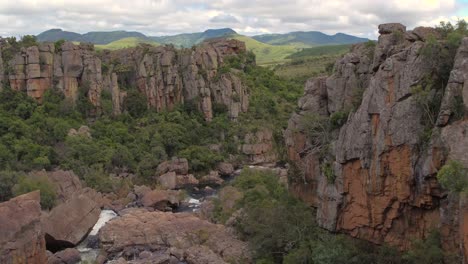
[0,191,47,264]
[285,22,468,259]
[99,209,251,263]
[0,39,250,120]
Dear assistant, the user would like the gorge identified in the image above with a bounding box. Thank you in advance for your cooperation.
[0,21,467,264]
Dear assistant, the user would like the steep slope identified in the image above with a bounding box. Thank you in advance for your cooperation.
[284,23,468,260]
[253,31,369,46]
[94,37,160,50]
[0,38,250,121]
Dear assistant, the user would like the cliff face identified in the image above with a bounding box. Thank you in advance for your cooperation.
[0,39,249,121]
[285,23,468,258]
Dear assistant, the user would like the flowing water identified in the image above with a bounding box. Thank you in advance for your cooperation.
[78,210,117,263]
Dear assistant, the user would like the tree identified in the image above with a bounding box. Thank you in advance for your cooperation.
[437,160,468,193]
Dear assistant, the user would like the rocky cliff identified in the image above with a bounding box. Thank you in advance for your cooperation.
[0,39,250,120]
[285,23,468,259]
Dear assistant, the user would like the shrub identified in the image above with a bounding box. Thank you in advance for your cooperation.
[329,111,349,129]
[437,160,468,193]
[124,90,147,118]
[13,175,57,210]
[0,171,25,202]
[321,162,335,184]
[179,145,223,173]
[402,231,445,264]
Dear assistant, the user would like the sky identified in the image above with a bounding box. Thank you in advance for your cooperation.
[0,0,467,38]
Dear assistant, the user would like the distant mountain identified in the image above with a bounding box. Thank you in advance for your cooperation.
[150,28,236,47]
[94,37,160,50]
[37,29,82,42]
[37,29,148,44]
[252,31,368,46]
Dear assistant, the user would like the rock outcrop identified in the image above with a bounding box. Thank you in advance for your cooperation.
[285,23,468,258]
[42,188,101,248]
[241,128,277,165]
[0,39,250,121]
[99,209,251,263]
[0,191,47,264]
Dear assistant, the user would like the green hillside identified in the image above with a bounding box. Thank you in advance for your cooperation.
[94,37,160,50]
[150,28,236,47]
[230,34,299,65]
[253,31,368,46]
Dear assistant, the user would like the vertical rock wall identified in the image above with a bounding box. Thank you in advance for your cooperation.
[285,23,468,258]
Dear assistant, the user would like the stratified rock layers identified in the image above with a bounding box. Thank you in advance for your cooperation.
[285,22,468,258]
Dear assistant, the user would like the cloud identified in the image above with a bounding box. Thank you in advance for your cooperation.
[210,14,239,23]
[0,0,465,38]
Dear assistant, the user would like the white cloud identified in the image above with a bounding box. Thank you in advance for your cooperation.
[0,0,464,38]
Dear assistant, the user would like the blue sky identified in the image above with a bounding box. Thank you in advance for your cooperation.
[0,0,466,38]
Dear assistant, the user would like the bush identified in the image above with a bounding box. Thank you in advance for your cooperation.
[179,145,223,173]
[0,171,24,201]
[402,231,445,264]
[13,175,57,210]
[437,160,468,193]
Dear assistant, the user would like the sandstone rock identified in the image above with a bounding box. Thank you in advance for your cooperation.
[199,171,224,186]
[241,129,277,165]
[53,248,81,264]
[99,210,250,263]
[133,185,152,199]
[67,125,91,138]
[140,189,182,210]
[217,162,234,176]
[284,23,458,251]
[156,157,189,176]
[42,188,101,247]
[158,171,199,190]
[378,23,406,34]
[0,191,47,264]
[29,170,82,203]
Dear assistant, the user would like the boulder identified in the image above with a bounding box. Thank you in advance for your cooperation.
[99,210,250,263]
[30,170,82,203]
[199,171,224,186]
[0,191,47,264]
[42,188,101,247]
[158,171,199,190]
[217,162,234,176]
[156,157,189,176]
[140,189,182,210]
[52,248,81,264]
[378,23,406,34]
[67,125,91,138]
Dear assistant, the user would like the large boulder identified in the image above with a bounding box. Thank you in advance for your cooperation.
[49,248,81,264]
[42,188,101,248]
[99,210,251,263]
[0,191,47,263]
[156,157,189,176]
[158,171,199,190]
[140,189,183,210]
[30,170,82,203]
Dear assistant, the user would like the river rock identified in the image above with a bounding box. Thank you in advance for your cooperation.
[217,162,234,176]
[140,189,182,210]
[99,209,251,263]
[199,171,224,186]
[158,171,199,190]
[42,188,101,247]
[0,191,47,264]
[51,248,81,264]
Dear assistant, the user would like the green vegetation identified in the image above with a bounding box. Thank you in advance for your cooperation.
[211,169,449,263]
[230,34,299,65]
[286,44,351,59]
[13,174,57,210]
[437,160,468,194]
[95,37,160,50]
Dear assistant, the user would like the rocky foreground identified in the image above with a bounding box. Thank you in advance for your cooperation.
[0,165,253,264]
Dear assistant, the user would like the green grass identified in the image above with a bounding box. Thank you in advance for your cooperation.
[287,44,351,59]
[229,34,300,65]
[95,37,160,50]
[273,44,351,83]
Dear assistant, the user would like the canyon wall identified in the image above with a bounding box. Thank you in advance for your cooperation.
[0,39,249,121]
[285,23,468,259]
